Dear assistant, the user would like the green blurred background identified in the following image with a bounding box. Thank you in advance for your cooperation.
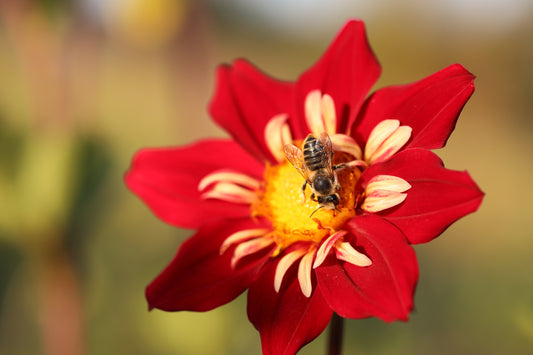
[0,0,532,354]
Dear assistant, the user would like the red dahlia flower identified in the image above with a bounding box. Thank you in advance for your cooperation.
[126,20,484,354]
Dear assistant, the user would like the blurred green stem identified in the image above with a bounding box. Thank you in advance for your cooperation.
[34,246,84,355]
[328,313,343,355]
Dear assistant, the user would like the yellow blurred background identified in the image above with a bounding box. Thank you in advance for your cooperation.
[0,0,532,354]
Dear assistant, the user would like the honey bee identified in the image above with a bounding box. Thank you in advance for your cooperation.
[284,132,344,216]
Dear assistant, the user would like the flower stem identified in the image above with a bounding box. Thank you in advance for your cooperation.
[34,248,85,355]
[327,313,344,355]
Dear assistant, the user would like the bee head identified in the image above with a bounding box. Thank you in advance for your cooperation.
[316,193,340,207]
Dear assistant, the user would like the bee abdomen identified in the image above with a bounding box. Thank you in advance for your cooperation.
[303,136,327,171]
[304,155,326,171]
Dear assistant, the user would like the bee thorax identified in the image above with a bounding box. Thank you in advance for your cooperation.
[313,175,332,194]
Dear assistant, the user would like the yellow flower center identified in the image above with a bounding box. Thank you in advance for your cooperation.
[252,152,360,254]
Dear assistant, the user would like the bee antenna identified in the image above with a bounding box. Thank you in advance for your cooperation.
[309,206,323,218]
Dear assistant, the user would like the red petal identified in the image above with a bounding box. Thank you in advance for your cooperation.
[353,64,475,149]
[146,218,273,312]
[294,20,381,138]
[125,139,263,229]
[358,149,484,244]
[316,215,418,322]
[209,59,294,164]
[247,259,333,355]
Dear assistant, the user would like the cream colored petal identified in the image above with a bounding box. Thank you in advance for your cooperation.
[198,170,261,191]
[274,248,307,292]
[298,250,315,298]
[335,242,372,267]
[344,160,368,169]
[321,94,337,136]
[369,126,412,164]
[364,119,400,161]
[365,175,411,194]
[313,231,346,268]
[231,237,274,269]
[361,191,407,213]
[220,228,270,255]
[265,113,292,163]
[201,182,257,204]
[281,121,292,149]
[331,134,362,160]
[305,90,325,135]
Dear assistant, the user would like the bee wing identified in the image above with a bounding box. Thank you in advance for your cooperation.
[283,143,311,182]
[317,132,334,177]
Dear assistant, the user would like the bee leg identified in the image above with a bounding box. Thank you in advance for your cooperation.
[301,181,307,204]
[333,163,346,171]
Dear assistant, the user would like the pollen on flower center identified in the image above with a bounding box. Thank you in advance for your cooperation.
[252,152,359,253]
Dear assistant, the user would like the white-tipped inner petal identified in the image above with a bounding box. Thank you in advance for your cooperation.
[304,90,341,137]
[366,175,411,194]
[369,125,412,164]
[274,248,307,292]
[364,119,400,161]
[361,174,411,212]
[321,94,337,136]
[313,231,347,268]
[199,170,261,192]
[335,242,372,267]
[231,237,274,269]
[201,182,258,204]
[298,250,315,298]
[331,134,363,160]
[220,228,270,255]
[265,113,293,163]
[344,160,368,169]
[361,191,408,213]
[305,90,324,135]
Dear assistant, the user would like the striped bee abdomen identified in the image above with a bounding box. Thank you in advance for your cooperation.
[303,135,328,171]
